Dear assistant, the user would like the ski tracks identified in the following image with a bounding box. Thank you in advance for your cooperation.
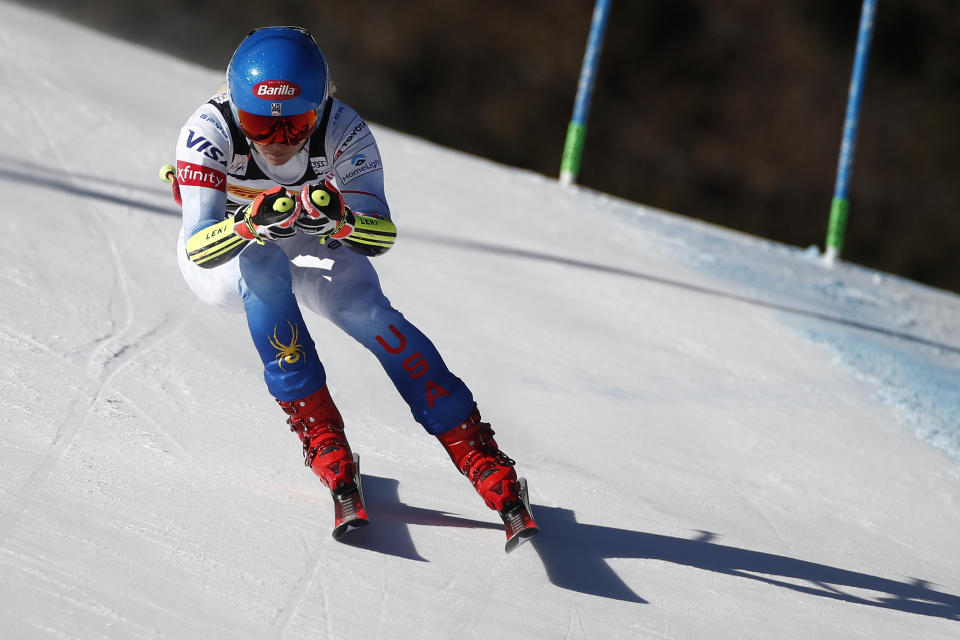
[0,204,198,545]
[267,531,332,639]
[729,483,796,556]
[0,309,194,545]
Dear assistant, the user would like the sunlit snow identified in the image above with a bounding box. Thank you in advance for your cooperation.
[1,3,958,638]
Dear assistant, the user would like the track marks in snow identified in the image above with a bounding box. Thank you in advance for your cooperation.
[81,210,136,377]
[0,299,200,545]
[0,546,156,638]
[110,388,192,463]
[0,70,156,544]
[729,484,796,556]
[563,609,588,639]
[0,389,99,543]
[0,325,70,364]
[267,532,331,639]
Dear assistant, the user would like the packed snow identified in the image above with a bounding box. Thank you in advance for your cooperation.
[1,3,958,638]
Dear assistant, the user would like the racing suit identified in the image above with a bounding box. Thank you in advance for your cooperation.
[175,90,473,434]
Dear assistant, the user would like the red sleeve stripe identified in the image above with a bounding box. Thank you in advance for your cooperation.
[176,160,227,192]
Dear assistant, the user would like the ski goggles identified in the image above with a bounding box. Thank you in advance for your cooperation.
[236,108,319,146]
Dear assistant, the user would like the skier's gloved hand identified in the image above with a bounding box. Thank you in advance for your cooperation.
[298,180,355,238]
[232,185,300,243]
[300,179,397,256]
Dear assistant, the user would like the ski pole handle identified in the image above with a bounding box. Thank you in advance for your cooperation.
[158,163,182,206]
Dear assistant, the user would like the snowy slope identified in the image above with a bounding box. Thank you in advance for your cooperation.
[1,3,958,638]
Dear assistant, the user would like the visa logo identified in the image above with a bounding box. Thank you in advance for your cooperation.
[185,129,227,166]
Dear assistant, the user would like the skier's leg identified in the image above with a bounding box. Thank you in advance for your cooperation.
[290,248,519,510]
[237,243,356,489]
[291,248,473,434]
[177,233,353,488]
[236,242,325,401]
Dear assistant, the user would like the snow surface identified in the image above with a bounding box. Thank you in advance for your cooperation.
[1,3,958,638]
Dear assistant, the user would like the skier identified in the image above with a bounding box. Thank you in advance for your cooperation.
[174,26,533,539]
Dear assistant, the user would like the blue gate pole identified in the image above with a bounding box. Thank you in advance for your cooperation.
[560,0,613,185]
[824,0,877,264]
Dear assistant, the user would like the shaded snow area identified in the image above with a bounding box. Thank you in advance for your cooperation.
[1,3,958,638]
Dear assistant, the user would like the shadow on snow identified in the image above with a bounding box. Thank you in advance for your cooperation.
[529,505,960,619]
[0,160,180,218]
[324,477,960,620]
[335,475,500,562]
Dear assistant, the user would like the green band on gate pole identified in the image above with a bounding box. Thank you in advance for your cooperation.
[824,0,876,262]
[560,122,587,183]
[826,196,850,254]
[560,0,611,185]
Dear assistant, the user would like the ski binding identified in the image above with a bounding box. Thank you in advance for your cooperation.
[331,454,370,539]
[501,477,539,552]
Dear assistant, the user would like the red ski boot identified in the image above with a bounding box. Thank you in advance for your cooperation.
[278,386,355,492]
[436,407,522,512]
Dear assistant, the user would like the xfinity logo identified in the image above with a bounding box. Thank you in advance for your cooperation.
[176,160,226,191]
[253,80,301,99]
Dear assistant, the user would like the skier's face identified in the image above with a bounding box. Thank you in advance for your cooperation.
[236,107,318,165]
[253,140,303,166]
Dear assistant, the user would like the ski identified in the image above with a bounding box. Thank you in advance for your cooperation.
[331,454,370,539]
[501,477,539,552]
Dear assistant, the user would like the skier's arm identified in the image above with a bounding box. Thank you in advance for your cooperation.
[319,100,395,256]
[184,218,245,268]
[177,105,238,267]
[176,102,302,267]
[298,180,397,256]
[186,186,301,267]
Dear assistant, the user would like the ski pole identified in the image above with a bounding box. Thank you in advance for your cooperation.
[559,0,612,186]
[824,0,877,264]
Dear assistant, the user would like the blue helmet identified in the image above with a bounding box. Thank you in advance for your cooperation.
[227,27,329,117]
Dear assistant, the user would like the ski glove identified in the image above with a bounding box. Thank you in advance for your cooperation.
[185,186,300,269]
[298,180,353,237]
[233,185,300,242]
[299,180,398,256]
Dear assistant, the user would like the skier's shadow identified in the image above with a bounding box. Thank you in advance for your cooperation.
[0,161,180,217]
[528,505,960,620]
[336,475,500,561]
